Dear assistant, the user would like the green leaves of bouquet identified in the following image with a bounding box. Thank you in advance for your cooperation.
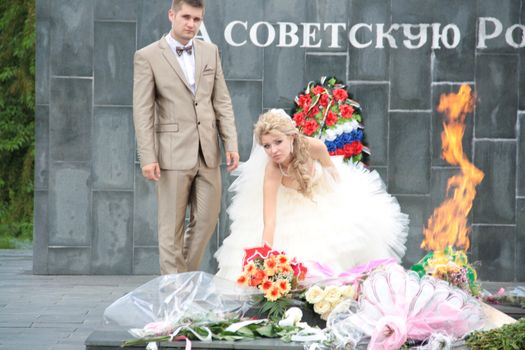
[252,293,302,321]
[122,316,312,347]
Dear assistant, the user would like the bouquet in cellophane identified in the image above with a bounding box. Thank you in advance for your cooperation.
[237,244,307,319]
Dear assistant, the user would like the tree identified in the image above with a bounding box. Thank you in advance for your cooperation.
[0,0,35,247]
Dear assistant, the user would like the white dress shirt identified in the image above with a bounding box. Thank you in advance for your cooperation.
[166,34,196,95]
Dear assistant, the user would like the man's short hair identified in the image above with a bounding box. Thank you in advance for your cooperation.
[171,0,205,11]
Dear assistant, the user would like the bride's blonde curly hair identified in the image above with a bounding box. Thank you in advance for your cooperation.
[254,110,313,197]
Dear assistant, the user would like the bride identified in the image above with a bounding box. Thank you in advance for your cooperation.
[215,109,409,279]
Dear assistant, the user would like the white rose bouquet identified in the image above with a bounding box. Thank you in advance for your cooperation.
[305,284,356,320]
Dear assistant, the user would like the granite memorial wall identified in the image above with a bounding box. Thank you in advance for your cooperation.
[35,0,525,281]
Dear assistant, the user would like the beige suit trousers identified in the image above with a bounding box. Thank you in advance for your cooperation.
[156,151,221,275]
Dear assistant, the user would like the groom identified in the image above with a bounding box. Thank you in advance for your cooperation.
[133,0,239,274]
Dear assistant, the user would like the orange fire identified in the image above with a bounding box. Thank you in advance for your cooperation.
[421,85,484,252]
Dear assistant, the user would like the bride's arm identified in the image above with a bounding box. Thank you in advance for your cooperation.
[262,163,280,246]
[307,137,333,166]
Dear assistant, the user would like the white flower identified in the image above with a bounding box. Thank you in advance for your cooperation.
[335,124,344,136]
[324,285,342,304]
[330,299,343,309]
[278,307,303,327]
[305,285,326,304]
[313,300,331,315]
[320,310,332,320]
[342,121,355,133]
[325,128,337,141]
[340,285,355,299]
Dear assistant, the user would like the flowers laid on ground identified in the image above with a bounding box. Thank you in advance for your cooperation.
[325,264,484,350]
[411,247,480,296]
[108,262,519,350]
[237,244,307,319]
[292,76,369,164]
[483,287,525,309]
[305,284,356,320]
[110,271,322,349]
[123,314,323,348]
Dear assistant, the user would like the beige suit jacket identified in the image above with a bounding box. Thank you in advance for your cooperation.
[133,36,238,170]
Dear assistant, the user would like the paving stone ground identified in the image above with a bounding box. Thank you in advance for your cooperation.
[0,250,154,350]
[1,249,524,350]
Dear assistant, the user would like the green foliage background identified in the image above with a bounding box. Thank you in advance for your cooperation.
[0,0,35,248]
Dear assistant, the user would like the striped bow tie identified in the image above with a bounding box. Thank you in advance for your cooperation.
[175,45,193,56]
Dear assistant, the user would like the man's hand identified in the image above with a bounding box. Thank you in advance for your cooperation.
[142,162,161,181]
[226,151,240,172]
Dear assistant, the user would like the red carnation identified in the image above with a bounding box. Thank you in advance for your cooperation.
[293,111,306,127]
[340,104,354,119]
[312,85,325,95]
[325,111,338,126]
[297,94,312,110]
[303,119,319,136]
[319,94,329,107]
[308,105,320,117]
[335,148,345,156]
[333,88,348,102]
[343,143,354,157]
[351,141,363,155]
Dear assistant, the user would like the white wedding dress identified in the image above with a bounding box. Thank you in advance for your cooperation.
[215,142,409,280]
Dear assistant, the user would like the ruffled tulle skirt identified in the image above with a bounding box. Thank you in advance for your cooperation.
[215,153,409,280]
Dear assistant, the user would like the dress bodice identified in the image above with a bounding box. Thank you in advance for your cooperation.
[279,161,324,193]
[278,161,337,201]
